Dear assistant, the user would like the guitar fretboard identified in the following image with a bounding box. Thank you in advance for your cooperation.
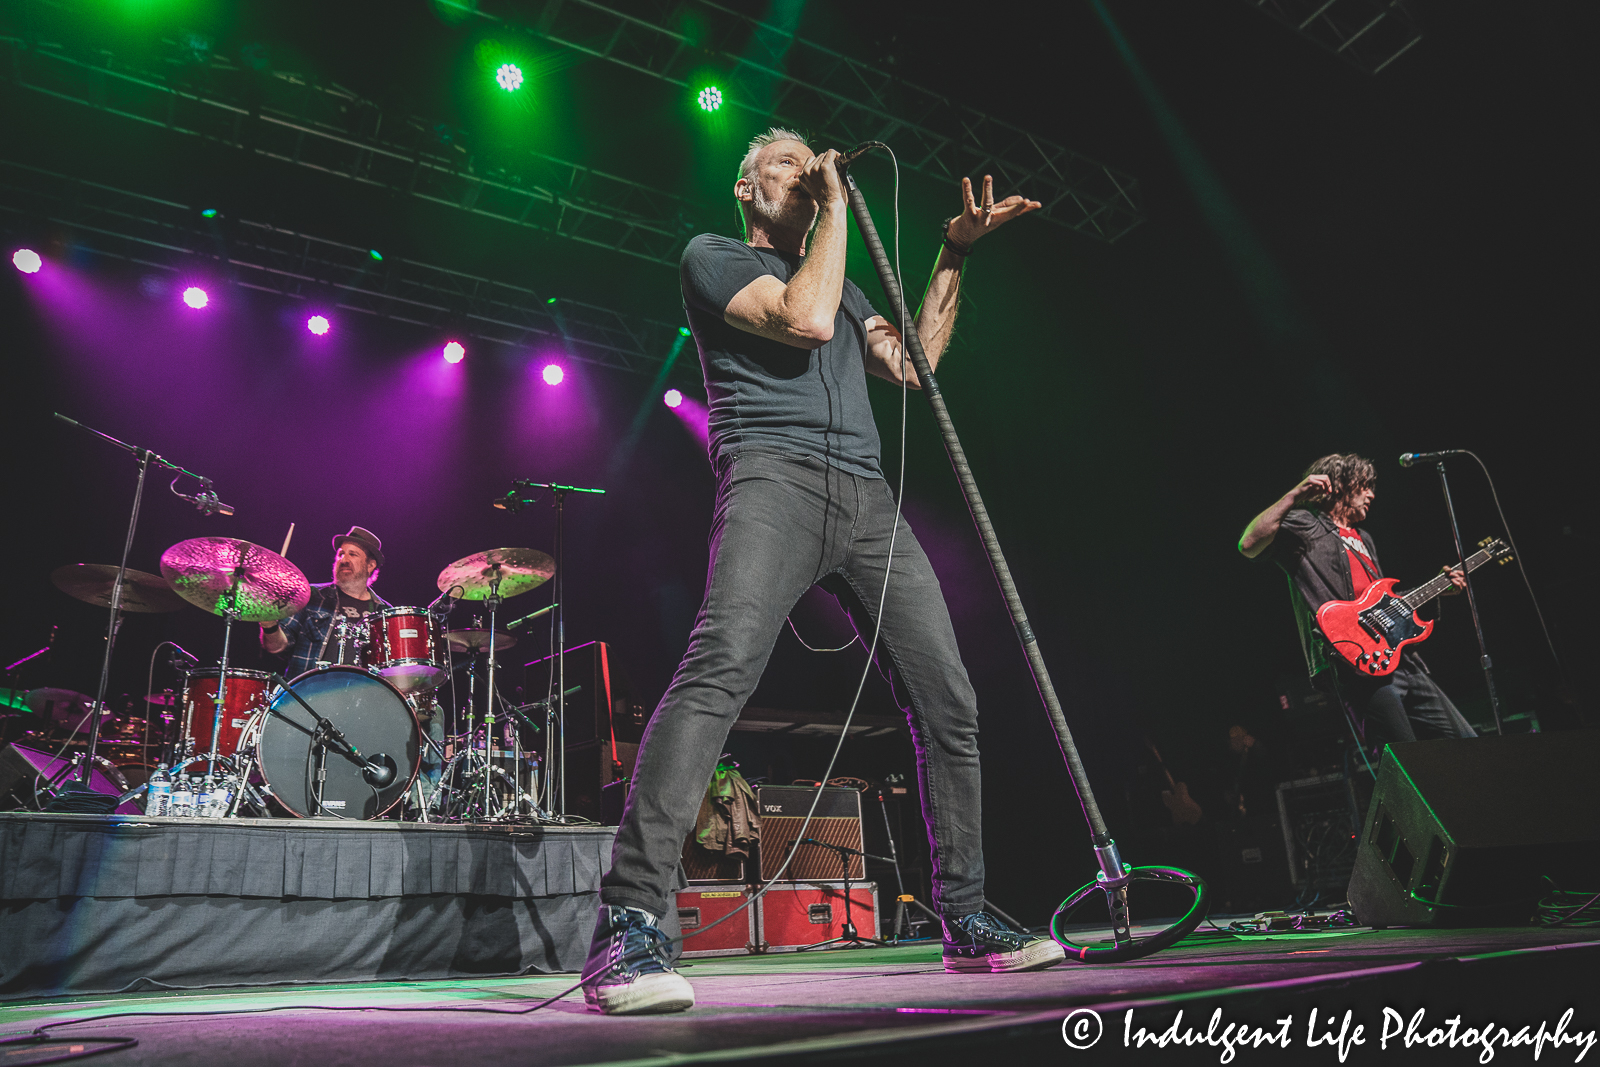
[1399,546,1498,612]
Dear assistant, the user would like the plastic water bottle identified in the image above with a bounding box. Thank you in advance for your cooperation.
[146,764,173,816]
[208,776,235,818]
[196,775,216,818]
[171,775,195,817]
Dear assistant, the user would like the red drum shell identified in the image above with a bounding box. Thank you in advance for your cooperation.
[367,608,445,692]
[183,668,272,763]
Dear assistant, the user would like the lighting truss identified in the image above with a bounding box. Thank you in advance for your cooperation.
[1244,0,1423,75]
[0,36,701,268]
[0,159,686,375]
[458,0,1146,242]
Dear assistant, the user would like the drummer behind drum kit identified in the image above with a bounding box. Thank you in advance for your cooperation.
[14,538,575,823]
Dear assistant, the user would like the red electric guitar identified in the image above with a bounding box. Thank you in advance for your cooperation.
[1315,537,1512,676]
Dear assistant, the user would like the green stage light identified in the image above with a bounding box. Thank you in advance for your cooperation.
[678,326,691,337]
[201,208,218,218]
[546,297,557,304]
[369,249,383,261]
[697,86,723,112]
[496,62,524,92]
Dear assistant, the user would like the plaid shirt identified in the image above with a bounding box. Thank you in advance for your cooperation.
[272,583,392,678]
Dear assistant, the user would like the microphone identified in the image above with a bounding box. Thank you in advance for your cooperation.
[493,489,528,512]
[360,752,398,788]
[1399,450,1463,468]
[506,602,557,630]
[835,142,885,169]
[167,644,200,669]
[194,490,235,517]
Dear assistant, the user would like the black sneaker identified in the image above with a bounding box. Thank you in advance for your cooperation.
[942,911,1066,973]
[581,905,696,1015]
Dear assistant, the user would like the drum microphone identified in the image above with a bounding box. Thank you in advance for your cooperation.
[1399,450,1464,467]
[172,478,236,516]
[167,643,200,669]
[506,602,557,629]
[360,752,398,788]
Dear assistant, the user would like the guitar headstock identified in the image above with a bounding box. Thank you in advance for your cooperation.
[1477,537,1514,565]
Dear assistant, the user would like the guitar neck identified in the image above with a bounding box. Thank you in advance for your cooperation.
[1400,546,1496,612]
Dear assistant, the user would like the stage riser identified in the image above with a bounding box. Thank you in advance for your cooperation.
[0,813,625,999]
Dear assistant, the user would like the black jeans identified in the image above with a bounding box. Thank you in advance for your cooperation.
[1340,656,1477,744]
[600,451,985,920]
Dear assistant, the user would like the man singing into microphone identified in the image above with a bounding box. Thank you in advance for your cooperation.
[1238,454,1476,744]
[582,129,1057,1016]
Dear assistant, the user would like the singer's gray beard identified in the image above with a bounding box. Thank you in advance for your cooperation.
[748,181,818,234]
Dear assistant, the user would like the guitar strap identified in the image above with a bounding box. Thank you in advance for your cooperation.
[1320,512,1381,586]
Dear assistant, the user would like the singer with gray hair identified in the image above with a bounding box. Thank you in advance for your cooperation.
[580,127,1054,1016]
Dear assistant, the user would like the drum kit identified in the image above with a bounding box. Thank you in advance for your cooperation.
[10,538,574,823]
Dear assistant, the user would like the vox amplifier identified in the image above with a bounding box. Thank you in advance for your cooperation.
[755,785,865,881]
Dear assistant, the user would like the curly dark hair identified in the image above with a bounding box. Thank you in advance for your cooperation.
[1300,453,1376,510]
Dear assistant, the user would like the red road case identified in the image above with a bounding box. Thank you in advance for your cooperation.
[675,886,759,958]
[757,881,879,952]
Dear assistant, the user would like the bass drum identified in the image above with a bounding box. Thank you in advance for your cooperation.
[257,666,419,819]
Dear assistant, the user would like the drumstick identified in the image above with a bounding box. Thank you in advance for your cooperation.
[280,523,295,558]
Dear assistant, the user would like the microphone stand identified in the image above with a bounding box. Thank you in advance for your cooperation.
[796,839,890,951]
[52,414,218,796]
[836,157,1206,962]
[1432,459,1504,734]
[266,673,381,816]
[502,479,604,818]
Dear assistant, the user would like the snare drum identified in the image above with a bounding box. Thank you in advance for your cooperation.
[183,668,272,763]
[367,607,446,692]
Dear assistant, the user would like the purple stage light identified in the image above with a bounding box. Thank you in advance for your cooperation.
[663,388,684,409]
[443,341,466,363]
[542,363,564,385]
[307,315,331,335]
[12,249,42,274]
[182,286,209,309]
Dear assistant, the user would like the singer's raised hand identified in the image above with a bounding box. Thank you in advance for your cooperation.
[946,175,1041,248]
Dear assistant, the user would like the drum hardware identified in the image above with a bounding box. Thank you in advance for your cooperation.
[494,480,604,819]
[52,413,226,797]
[161,536,311,780]
[444,628,517,653]
[436,549,554,823]
[368,607,448,690]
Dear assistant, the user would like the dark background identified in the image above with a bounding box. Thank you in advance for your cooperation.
[1,0,1592,923]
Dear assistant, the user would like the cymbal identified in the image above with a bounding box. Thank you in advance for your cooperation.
[26,688,113,728]
[51,564,188,613]
[0,687,29,712]
[445,628,517,653]
[160,537,312,623]
[145,691,178,706]
[437,547,554,601]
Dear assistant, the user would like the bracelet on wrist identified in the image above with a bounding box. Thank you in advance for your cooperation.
[261,623,280,634]
[941,218,971,258]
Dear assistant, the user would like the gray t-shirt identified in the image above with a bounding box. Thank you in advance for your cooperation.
[680,234,884,479]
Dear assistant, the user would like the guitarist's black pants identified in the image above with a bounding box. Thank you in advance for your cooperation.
[1339,657,1477,744]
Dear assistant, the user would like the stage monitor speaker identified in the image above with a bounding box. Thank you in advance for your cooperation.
[527,640,648,747]
[756,785,864,881]
[1346,731,1600,928]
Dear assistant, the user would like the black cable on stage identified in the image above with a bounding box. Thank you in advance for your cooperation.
[11,144,918,1037]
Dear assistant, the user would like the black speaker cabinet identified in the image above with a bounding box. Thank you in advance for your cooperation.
[526,640,648,747]
[563,740,638,823]
[1346,731,1600,928]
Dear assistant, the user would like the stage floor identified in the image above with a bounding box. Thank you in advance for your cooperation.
[2,926,1595,1065]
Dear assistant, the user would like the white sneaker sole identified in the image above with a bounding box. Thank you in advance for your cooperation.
[943,937,1067,973]
[584,971,696,1015]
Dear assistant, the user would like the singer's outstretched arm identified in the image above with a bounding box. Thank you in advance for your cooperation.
[864,174,1040,387]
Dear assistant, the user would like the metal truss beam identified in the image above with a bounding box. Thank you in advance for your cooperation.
[0,159,687,375]
[463,0,1145,242]
[0,36,701,268]
[1244,0,1423,75]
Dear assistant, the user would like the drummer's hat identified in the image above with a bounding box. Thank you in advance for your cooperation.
[333,526,385,567]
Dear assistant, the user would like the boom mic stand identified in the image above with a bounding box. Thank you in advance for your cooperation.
[796,839,890,951]
[1430,458,1504,735]
[836,151,1205,962]
[51,414,220,803]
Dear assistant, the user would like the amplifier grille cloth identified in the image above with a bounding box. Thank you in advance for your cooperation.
[759,815,865,880]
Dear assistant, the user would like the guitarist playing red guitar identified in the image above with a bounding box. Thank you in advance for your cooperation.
[1239,453,1478,744]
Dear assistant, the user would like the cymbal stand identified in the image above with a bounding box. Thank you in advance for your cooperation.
[52,413,218,791]
[206,579,243,782]
[483,572,503,820]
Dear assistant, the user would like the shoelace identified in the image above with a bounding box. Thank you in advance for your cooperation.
[957,913,1026,950]
[612,918,674,975]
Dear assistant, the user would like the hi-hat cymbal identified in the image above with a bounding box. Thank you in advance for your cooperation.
[437,547,554,601]
[445,628,517,653]
[26,688,113,728]
[160,538,312,623]
[52,564,188,613]
[145,691,178,707]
